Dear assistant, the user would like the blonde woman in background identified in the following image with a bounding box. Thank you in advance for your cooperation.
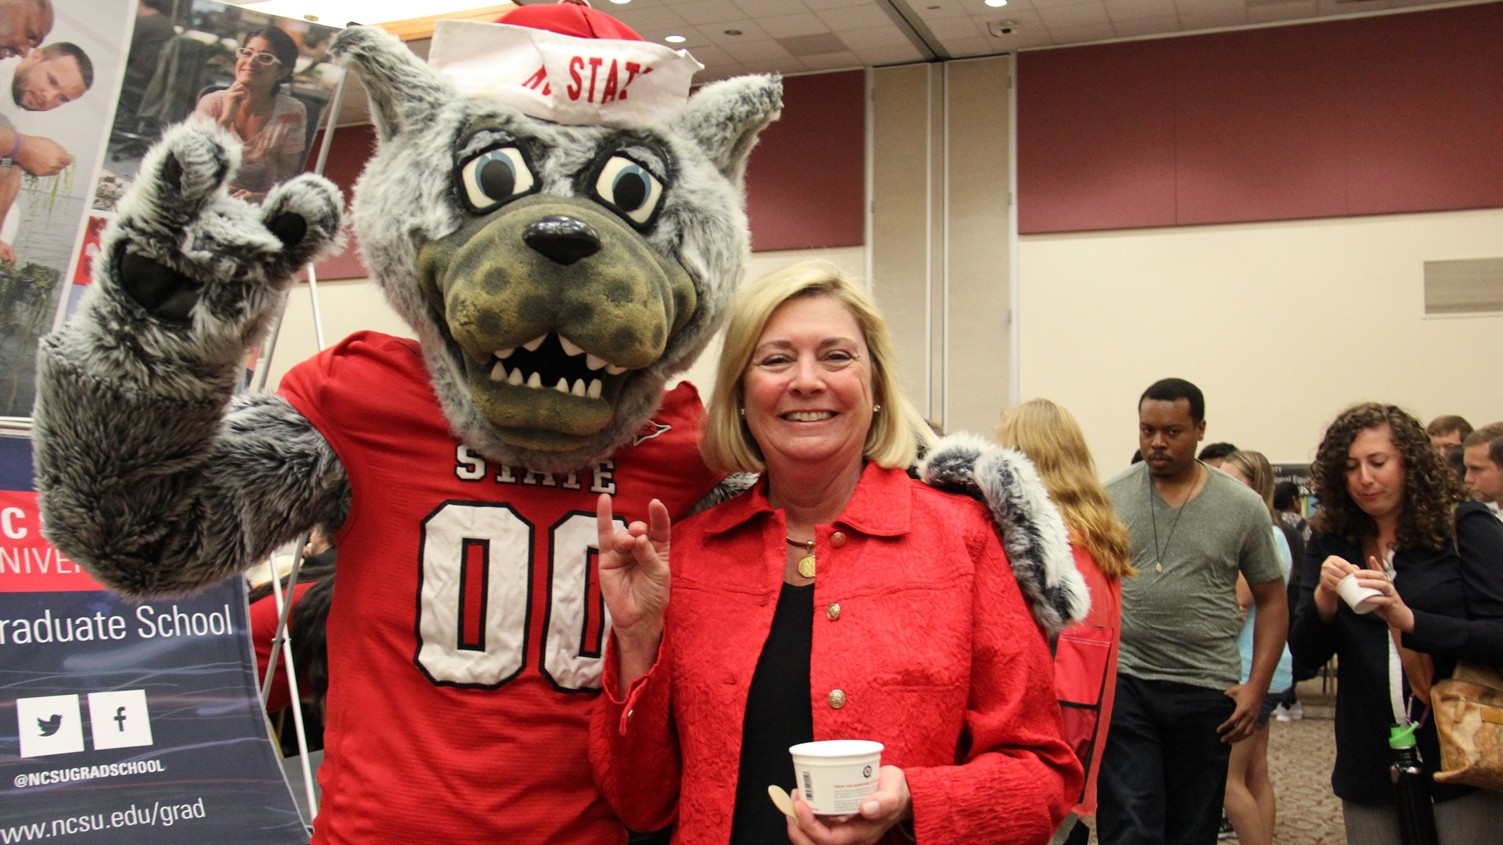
[1218,450,1294,845]
[998,398,1134,845]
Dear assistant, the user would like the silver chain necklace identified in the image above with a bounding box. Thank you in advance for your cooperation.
[1148,464,1201,574]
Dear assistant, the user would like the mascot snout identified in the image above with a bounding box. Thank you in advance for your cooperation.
[418,196,698,450]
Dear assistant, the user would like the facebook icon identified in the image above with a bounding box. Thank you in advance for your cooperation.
[88,690,153,750]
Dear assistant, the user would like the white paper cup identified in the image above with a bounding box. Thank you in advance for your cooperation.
[789,739,883,816]
[1337,572,1383,614]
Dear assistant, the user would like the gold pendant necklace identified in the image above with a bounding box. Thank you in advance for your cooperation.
[787,537,816,578]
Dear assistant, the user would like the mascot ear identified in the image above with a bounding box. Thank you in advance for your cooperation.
[330,26,451,142]
[676,75,783,186]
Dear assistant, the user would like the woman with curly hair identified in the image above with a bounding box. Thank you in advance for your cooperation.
[1289,403,1503,844]
[998,398,1133,845]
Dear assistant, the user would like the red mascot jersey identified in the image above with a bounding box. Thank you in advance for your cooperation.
[280,331,721,844]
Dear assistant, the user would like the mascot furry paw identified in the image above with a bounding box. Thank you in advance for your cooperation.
[32,3,1082,842]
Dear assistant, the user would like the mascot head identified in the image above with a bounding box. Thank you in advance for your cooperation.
[329,1,781,472]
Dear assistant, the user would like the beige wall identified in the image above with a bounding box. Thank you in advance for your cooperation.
[1017,208,1503,473]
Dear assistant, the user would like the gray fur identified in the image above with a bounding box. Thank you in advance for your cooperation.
[33,125,347,597]
[919,432,1091,636]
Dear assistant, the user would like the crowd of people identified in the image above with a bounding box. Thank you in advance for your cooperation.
[236,259,1501,845]
[239,253,1503,845]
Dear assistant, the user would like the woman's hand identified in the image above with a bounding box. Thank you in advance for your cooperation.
[1313,554,1359,621]
[219,82,249,129]
[785,766,911,845]
[596,494,671,690]
[1356,555,1416,633]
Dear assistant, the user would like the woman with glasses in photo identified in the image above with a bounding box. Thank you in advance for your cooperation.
[194,26,306,203]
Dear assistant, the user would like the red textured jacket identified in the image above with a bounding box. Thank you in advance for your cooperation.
[590,464,1081,844]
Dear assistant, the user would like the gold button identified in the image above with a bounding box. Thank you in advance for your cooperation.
[826,603,841,620]
[827,689,846,709]
[625,709,634,721]
[831,532,847,547]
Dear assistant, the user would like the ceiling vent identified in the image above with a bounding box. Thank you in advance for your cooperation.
[776,33,849,56]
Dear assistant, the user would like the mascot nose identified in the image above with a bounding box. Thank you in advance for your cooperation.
[523,215,602,266]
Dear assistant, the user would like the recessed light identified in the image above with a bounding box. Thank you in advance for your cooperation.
[665,34,686,43]
[985,0,1008,8]
[609,0,631,5]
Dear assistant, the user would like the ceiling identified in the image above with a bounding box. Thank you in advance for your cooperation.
[272,0,1492,125]
[555,0,1492,85]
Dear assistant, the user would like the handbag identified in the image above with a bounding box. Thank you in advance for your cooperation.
[1430,660,1503,791]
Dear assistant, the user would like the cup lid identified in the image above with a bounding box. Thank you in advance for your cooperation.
[789,739,884,758]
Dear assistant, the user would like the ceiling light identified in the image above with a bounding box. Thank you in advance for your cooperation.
[665,34,686,43]
[984,0,1008,8]
[609,0,631,5]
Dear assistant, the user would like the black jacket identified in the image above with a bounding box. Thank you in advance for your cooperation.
[1288,501,1503,806]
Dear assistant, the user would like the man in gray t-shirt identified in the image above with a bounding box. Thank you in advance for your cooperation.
[1096,378,1287,845]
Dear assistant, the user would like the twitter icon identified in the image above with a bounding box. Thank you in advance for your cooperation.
[16,695,84,758]
[37,713,64,737]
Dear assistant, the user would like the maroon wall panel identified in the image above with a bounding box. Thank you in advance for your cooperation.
[1341,10,1503,214]
[1018,3,1503,234]
[1018,41,1179,231]
[743,70,866,252]
[1173,25,1349,224]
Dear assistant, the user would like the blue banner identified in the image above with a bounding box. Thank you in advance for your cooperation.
[1,434,307,844]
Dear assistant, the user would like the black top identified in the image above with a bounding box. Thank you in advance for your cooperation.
[1288,501,1503,806]
[730,583,814,845]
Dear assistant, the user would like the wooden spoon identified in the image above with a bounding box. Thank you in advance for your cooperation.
[767,784,796,818]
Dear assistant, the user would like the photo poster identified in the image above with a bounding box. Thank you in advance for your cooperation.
[0,0,347,421]
[0,434,309,844]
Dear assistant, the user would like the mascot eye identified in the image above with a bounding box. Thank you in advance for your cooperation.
[459,147,537,213]
[593,156,663,227]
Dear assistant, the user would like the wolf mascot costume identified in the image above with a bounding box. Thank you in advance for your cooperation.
[32,3,1085,842]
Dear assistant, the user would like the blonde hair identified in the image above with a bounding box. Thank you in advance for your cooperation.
[701,260,933,473]
[1222,450,1276,524]
[996,398,1134,579]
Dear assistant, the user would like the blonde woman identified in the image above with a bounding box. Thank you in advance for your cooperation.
[997,398,1134,845]
[1217,450,1293,845]
[592,263,1080,844]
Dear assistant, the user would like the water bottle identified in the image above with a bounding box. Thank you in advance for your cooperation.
[1389,723,1439,845]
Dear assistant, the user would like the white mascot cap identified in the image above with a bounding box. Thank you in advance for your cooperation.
[428,0,704,127]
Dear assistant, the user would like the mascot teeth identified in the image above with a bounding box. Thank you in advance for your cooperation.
[487,332,629,395]
[489,333,612,399]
